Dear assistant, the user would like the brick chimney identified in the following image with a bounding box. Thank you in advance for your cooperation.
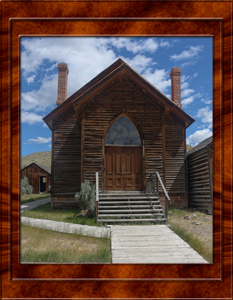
[170,67,182,108]
[56,63,69,106]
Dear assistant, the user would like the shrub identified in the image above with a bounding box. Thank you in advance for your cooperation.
[74,181,96,218]
[21,176,33,196]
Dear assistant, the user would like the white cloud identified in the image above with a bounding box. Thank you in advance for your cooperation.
[26,74,36,84]
[170,46,203,61]
[28,136,51,144]
[187,128,212,145]
[142,68,171,93]
[181,82,189,89]
[181,89,195,98]
[123,55,155,73]
[21,37,162,112]
[160,40,171,47]
[181,75,190,83]
[21,111,43,125]
[201,98,212,104]
[196,106,212,124]
[181,61,197,68]
[109,38,159,54]
[194,72,198,77]
[182,96,194,107]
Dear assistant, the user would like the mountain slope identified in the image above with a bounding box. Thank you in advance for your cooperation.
[21,151,51,170]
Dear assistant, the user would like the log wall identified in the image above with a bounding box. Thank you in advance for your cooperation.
[51,77,187,202]
[187,146,212,212]
[20,164,50,194]
[83,77,186,194]
[165,115,186,194]
[52,106,81,195]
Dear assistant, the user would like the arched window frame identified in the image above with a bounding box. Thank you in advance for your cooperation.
[103,112,144,147]
[105,115,141,146]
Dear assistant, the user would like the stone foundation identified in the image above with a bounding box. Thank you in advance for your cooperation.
[159,193,188,211]
[51,195,78,208]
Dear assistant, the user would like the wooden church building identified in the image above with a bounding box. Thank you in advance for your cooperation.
[43,59,195,209]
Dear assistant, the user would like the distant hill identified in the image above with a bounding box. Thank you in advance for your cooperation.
[186,145,194,152]
[21,151,51,170]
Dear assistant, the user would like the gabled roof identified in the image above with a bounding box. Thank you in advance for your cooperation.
[187,136,213,156]
[21,162,51,174]
[43,58,195,130]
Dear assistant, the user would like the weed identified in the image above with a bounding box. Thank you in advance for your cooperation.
[21,225,111,263]
[169,222,213,263]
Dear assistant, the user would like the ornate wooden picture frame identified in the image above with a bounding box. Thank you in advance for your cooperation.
[1,1,232,299]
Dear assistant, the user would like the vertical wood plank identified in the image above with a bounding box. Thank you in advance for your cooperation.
[81,111,85,183]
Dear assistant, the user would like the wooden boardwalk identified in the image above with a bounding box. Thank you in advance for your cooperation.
[111,225,208,264]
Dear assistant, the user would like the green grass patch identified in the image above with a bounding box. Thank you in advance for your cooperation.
[21,225,111,263]
[21,193,50,204]
[21,203,103,227]
[169,222,213,263]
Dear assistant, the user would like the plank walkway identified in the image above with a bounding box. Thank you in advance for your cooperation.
[111,225,208,264]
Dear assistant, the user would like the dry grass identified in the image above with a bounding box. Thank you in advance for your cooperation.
[168,207,213,263]
[21,225,111,263]
[21,203,103,227]
[21,193,50,204]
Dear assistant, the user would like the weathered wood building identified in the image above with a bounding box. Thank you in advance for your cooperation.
[20,162,51,194]
[187,136,213,213]
[43,59,195,209]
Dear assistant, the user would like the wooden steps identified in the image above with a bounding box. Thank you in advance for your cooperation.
[97,192,166,224]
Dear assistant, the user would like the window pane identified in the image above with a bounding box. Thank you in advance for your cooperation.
[118,116,128,125]
[133,136,141,145]
[111,122,121,131]
[115,135,124,145]
[106,116,141,146]
[130,129,139,139]
[119,127,128,139]
[124,135,132,145]
[106,136,114,145]
[108,128,117,140]
[124,121,135,132]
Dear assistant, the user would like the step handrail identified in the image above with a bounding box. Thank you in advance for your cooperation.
[155,171,170,222]
[155,172,170,201]
[96,172,99,221]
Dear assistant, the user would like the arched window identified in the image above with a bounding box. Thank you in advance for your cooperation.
[105,116,141,146]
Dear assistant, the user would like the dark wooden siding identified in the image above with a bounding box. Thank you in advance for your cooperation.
[187,147,212,211]
[83,78,186,192]
[21,164,50,194]
[52,107,81,194]
[165,115,186,193]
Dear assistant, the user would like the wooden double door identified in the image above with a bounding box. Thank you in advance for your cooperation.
[105,146,142,191]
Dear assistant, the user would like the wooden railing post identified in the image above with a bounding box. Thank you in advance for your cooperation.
[165,196,168,221]
[96,172,99,221]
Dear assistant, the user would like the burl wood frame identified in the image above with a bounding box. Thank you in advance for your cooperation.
[1,1,232,299]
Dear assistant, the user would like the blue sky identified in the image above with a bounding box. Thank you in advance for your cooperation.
[20,37,212,157]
